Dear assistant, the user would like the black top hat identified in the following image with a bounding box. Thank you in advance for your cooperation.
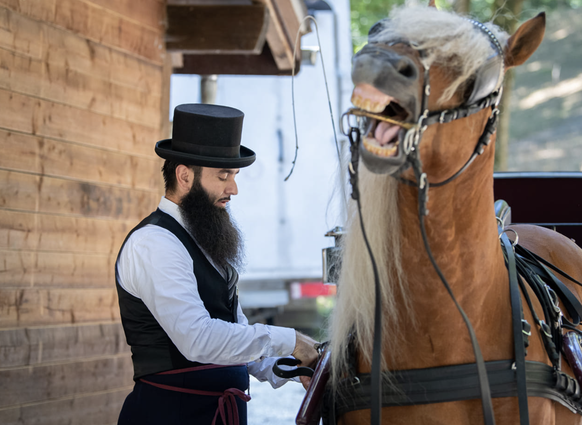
[155,104,256,168]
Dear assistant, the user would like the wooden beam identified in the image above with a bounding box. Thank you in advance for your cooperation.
[0,288,121,328]
[0,170,159,220]
[0,0,165,65]
[0,90,160,157]
[0,356,133,408]
[0,130,161,191]
[0,250,116,288]
[0,387,131,425]
[257,0,308,71]
[174,42,299,76]
[0,210,133,255]
[0,323,129,368]
[166,5,269,54]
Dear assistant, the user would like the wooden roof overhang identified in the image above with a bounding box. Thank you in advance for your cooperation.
[167,0,309,75]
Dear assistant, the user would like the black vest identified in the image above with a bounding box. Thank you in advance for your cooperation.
[116,209,238,380]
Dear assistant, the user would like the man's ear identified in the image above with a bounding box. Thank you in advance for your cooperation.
[175,165,194,193]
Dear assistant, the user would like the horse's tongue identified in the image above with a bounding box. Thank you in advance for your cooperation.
[374,121,400,146]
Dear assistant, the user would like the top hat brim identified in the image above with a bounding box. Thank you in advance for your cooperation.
[155,139,256,168]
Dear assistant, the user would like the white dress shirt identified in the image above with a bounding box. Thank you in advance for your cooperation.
[116,197,297,388]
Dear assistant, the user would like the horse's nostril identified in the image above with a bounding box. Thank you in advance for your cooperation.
[396,60,415,78]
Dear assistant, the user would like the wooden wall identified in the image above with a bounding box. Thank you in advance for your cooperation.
[0,0,170,423]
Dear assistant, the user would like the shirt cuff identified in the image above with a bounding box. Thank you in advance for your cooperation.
[267,325,296,357]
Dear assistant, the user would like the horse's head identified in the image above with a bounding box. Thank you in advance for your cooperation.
[349,6,545,181]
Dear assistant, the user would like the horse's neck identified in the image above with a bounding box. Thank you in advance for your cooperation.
[399,168,504,283]
[390,163,512,367]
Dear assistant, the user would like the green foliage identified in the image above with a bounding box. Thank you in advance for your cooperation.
[350,0,406,51]
[350,0,580,50]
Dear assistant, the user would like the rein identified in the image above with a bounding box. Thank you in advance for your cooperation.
[340,20,506,425]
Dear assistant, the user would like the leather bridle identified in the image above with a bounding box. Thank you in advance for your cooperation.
[339,19,507,425]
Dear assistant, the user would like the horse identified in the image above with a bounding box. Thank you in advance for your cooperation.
[326,4,582,425]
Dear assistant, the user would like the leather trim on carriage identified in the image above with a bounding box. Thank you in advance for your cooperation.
[321,360,582,423]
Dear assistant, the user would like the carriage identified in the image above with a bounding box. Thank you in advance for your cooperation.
[276,4,582,425]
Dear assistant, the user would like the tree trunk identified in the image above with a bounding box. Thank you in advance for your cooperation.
[494,69,514,171]
[491,0,525,170]
[454,0,470,15]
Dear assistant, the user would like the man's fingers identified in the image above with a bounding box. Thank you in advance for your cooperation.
[299,375,312,390]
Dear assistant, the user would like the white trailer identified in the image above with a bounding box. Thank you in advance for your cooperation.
[169,0,353,326]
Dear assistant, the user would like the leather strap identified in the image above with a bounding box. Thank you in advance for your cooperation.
[323,360,582,422]
[501,234,529,425]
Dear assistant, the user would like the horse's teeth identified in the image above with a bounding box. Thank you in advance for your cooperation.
[350,94,387,113]
[363,137,398,157]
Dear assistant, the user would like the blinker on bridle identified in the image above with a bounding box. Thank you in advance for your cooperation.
[341,20,506,425]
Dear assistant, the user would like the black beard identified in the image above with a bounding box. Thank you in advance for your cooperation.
[178,181,244,271]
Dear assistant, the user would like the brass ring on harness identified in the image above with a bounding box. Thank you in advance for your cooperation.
[500,228,519,247]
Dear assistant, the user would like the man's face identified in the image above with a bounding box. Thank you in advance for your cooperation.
[198,167,240,208]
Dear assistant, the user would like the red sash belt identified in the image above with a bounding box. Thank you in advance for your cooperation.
[140,364,251,425]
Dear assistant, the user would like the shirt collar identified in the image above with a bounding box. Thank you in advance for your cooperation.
[158,196,187,230]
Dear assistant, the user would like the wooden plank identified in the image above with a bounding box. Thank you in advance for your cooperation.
[0,170,159,219]
[0,250,34,287]
[0,210,133,254]
[0,170,39,212]
[0,89,159,157]
[0,6,43,59]
[0,130,161,191]
[272,0,306,53]
[0,8,163,94]
[0,288,121,328]
[160,54,172,140]
[256,0,306,71]
[0,355,133,408]
[166,5,268,54]
[43,25,163,95]
[0,250,117,288]
[176,43,295,75]
[0,44,161,128]
[0,0,165,64]
[0,322,129,368]
[88,0,165,31]
[54,0,164,64]
[0,0,56,24]
[0,387,131,425]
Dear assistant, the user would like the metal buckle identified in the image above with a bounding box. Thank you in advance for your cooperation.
[439,110,449,124]
[522,319,532,336]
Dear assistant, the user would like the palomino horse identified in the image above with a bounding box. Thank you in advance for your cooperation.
[327,4,582,425]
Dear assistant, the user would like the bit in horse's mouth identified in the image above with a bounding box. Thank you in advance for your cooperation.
[363,103,408,158]
[351,84,411,158]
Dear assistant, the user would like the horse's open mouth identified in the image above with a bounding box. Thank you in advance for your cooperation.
[351,84,411,159]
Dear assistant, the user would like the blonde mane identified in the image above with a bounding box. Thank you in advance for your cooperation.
[371,6,509,103]
[329,167,406,380]
[329,5,510,381]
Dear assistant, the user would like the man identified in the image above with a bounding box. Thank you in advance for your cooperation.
[115,104,319,425]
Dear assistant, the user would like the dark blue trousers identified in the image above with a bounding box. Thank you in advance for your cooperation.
[118,365,249,425]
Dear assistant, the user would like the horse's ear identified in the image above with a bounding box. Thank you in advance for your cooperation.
[428,0,437,8]
[504,12,546,69]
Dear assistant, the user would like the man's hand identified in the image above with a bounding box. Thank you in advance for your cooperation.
[292,331,319,368]
[299,375,312,390]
